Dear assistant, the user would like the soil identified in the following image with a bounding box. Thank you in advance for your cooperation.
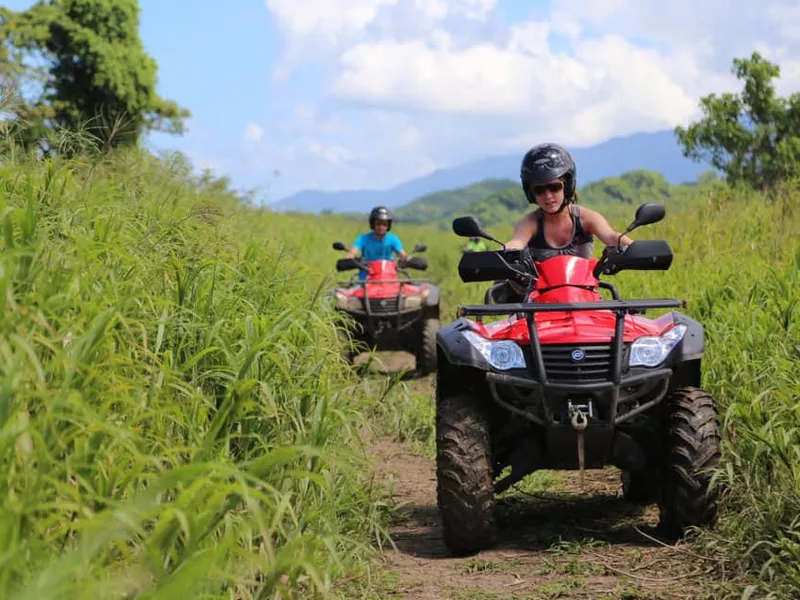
[356,353,732,600]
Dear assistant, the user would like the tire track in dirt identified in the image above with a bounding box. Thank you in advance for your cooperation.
[358,351,727,599]
[369,437,726,599]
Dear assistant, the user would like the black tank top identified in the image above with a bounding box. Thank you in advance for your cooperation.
[527,204,595,261]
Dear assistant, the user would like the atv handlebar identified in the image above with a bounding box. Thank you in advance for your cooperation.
[591,240,672,278]
[402,256,428,271]
[458,239,673,284]
[335,256,428,273]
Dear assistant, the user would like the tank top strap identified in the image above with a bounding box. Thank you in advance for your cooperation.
[571,204,593,244]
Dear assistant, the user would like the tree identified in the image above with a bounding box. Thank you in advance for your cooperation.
[0,0,188,153]
[675,52,800,190]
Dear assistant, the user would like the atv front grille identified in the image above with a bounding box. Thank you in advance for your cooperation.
[539,343,626,382]
[368,297,398,313]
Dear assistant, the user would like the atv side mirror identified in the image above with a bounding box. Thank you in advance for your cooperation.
[452,216,484,238]
[633,203,666,227]
[413,243,427,253]
[617,203,666,246]
[332,241,347,251]
[452,216,504,248]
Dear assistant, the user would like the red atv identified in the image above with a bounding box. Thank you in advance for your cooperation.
[435,203,721,556]
[331,242,440,375]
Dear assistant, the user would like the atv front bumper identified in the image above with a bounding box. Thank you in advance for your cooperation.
[456,298,684,428]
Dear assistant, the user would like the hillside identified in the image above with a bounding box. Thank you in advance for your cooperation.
[392,177,515,222]
[397,169,723,229]
[269,130,712,214]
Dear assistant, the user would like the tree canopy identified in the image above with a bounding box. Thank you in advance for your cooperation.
[0,0,188,153]
[675,52,800,190]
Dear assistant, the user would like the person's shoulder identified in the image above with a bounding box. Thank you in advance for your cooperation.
[387,232,402,243]
[579,205,610,225]
[515,208,539,227]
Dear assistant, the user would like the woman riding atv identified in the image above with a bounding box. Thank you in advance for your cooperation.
[491,143,634,303]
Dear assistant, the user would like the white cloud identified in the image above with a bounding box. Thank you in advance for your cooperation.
[308,140,355,164]
[251,0,800,197]
[444,0,497,20]
[326,0,800,151]
[508,20,553,56]
[243,122,264,142]
[330,34,700,147]
[766,4,800,43]
[397,125,421,148]
[265,0,400,43]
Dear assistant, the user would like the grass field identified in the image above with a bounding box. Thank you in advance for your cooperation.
[1,141,799,597]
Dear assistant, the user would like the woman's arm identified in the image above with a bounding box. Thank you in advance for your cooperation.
[505,212,537,250]
[581,207,633,247]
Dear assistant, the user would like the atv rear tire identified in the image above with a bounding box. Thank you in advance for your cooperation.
[436,390,496,556]
[658,386,721,539]
[416,317,439,375]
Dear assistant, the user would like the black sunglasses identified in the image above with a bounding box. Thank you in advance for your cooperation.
[531,181,564,195]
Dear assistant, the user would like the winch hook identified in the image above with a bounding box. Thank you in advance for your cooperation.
[570,408,588,489]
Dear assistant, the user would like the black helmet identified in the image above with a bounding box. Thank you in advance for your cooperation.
[520,143,577,212]
[369,205,393,230]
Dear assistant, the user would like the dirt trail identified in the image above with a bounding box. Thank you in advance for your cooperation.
[361,353,727,600]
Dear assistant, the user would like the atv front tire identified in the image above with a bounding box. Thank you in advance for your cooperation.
[436,389,496,556]
[658,386,721,539]
[416,317,439,375]
[622,469,660,505]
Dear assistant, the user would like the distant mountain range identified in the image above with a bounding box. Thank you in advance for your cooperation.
[268,130,712,214]
[393,169,723,230]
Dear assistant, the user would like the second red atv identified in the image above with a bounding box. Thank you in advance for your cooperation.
[435,203,721,556]
[331,242,440,375]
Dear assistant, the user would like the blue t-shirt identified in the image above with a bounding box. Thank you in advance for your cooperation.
[353,232,404,280]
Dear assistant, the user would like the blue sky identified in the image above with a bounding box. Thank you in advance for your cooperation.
[6,0,800,204]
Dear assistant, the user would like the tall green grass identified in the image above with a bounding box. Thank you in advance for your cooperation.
[2,126,800,596]
[0,147,393,598]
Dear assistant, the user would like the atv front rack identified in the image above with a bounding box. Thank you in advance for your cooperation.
[457,298,684,426]
[335,278,432,335]
[335,278,431,286]
[456,298,684,317]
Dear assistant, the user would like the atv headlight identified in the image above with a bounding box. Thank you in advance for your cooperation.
[629,324,687,367]
[334,292,363,311]
[403,288,429,309]
[463,331,526,371]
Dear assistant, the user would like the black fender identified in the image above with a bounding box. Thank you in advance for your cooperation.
[671,311,705,362]
[435,318,490,370]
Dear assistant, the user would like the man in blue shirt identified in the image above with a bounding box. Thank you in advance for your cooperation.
[346,206,409,280]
